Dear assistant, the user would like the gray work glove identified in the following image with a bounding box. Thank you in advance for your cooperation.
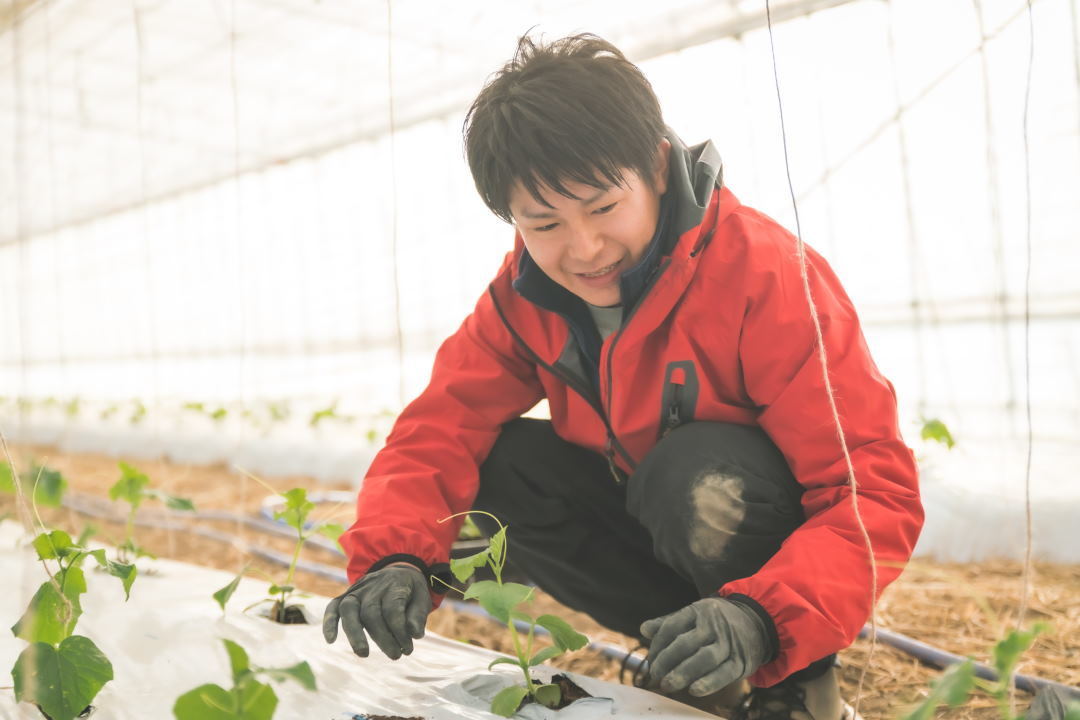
[322,564,432,660]
[641,596,770,697]
[1025,687,1080,720]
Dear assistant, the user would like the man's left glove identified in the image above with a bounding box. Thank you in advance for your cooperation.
[641,596,770,697]
[322,564,432,660]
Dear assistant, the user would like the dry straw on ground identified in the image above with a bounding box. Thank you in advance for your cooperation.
[2,442,1077,718]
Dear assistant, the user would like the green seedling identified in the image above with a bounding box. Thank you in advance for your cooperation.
[172,639,315,720]
[231,478,343,623]
[920,417,956,449]
[11,527,135,720]
[437,511,588,717]
[108,462,195,563]
[309,401,354,428]
[899,622,1060,720]
[1,464,67,509]
[129,400,147,425]
[63,398,80,419]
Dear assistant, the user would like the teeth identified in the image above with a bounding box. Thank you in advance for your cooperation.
[581,263,616,278]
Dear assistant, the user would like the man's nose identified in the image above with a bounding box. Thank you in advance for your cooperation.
[566,223,604,263]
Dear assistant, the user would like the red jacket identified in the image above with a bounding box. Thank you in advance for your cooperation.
[341,138,923,686]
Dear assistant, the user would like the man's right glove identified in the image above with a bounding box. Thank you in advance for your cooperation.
[322,564,432,660]
[641,596,771,697]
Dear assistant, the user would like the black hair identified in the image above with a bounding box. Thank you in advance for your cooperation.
[463,33,666,223]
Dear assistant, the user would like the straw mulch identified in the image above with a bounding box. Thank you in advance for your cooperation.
[2,442,1077,719]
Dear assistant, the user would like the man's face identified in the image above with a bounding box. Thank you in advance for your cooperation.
[509,141,670,307]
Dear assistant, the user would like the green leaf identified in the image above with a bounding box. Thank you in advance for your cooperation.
[105,561,138,601]
[450,549,490,584]
[488,526,507,571]
[173,683,238,720]
[13,636,113,720]
[213,572,245,613]
[235,679,277,718]
[258,661,317,692]
[209,408,228,422]
[162,494,196,512]
[88,549,108,567]
[0,462,13,493]
[273,488,313,532]
[314,522,344,543]
[29,466,67,508]
[534,682,562,708]
[899,660,975,720]
[490,684,529,718]
[536,614,588,652]
[487,657,522,672]
[12,568,87,644]
[463,581,533,624]
[268,584,293,595]
[109,462,150,509]
[32,530,75,561]
[529,646,565,667]
[992,624,1048,678]
[1065,702,1080,720]
[223,639,250,684]
[920,418,956,449]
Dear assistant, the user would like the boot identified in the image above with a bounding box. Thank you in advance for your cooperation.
[732,666,858,720]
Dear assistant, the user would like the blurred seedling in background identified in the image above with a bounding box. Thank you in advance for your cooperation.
[9,476,135,720]
[436,510,589,717]
[899,622,1080,720]
[1,463,67,510]
[217,471,344,624]
[108,461,195,564]
[920,417,956,449]
[308,400,355,428]
[172,639,315,720]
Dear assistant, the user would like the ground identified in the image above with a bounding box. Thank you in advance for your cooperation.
[1,441,1077,719]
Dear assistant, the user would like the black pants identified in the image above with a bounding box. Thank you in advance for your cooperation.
[472,418,836,682]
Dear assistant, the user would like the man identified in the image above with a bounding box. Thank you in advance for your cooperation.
[323,33,923,719]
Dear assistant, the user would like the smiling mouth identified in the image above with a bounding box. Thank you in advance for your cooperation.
[578,262,619,278]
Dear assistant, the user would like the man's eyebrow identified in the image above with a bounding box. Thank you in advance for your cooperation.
[518,185,612,219]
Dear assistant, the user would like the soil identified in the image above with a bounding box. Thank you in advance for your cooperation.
[3,441,1079,719]
[518,673,592,710]
[270,601,308,625]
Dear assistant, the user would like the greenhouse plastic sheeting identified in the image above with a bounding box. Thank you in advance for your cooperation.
[0,522,712,719]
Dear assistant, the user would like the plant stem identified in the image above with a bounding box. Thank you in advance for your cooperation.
[125,505,136,561]
[508,619,535,697]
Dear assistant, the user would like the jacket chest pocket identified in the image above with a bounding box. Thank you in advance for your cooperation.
[658,360,699,439]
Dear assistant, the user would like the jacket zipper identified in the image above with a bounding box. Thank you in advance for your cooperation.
[663,382,682,437]
[488,287,632,483]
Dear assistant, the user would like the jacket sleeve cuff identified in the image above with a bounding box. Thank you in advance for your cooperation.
[366,553,454,596]
[725,593,780,665]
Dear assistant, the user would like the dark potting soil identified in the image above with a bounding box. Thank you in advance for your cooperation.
[270,601,308,624]
[37,704,93,719]
[518,673,592,711]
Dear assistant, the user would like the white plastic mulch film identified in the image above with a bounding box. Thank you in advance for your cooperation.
[0,521,714,719]
[0,0,1078,559]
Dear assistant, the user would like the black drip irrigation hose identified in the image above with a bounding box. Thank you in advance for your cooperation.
[57,492,1080,699]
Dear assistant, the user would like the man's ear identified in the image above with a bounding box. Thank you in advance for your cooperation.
[653,138,672,195]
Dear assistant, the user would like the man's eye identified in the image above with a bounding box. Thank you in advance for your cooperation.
[535,223,559,232]
[593,202,617,215]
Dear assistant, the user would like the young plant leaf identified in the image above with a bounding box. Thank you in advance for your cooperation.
[529,646,565,667]
[12,568,87,645]
[490,684,529,718]
[268,584,293,595]
[236,678,278,717]
[920,418,956,449]
[536,614,589,652]
[151,490,196,512]
[172,683,239,720]
[315,521,344,544]
[224,639,251,684]
[899,659,975,720]
[0,462,13,493]
[534,682,562,708]
[488,526,507,570]
[213,571,245,613]
[105,560,138,600]
[463,580,533,624]
[273,488,314,532]
[29,466,67,508]
[258,661,317,692]
[110,462,150,509]
[13,636,114,720]
[450,549,491,584]
[1065,703,1080,720]
[32,529,75,560]
[991,623,1048,678]
[487,657,523,672]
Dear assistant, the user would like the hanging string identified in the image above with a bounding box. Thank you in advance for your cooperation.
[386,0,406,409]
[764,3,878,714]
[1012,0,1035,713]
